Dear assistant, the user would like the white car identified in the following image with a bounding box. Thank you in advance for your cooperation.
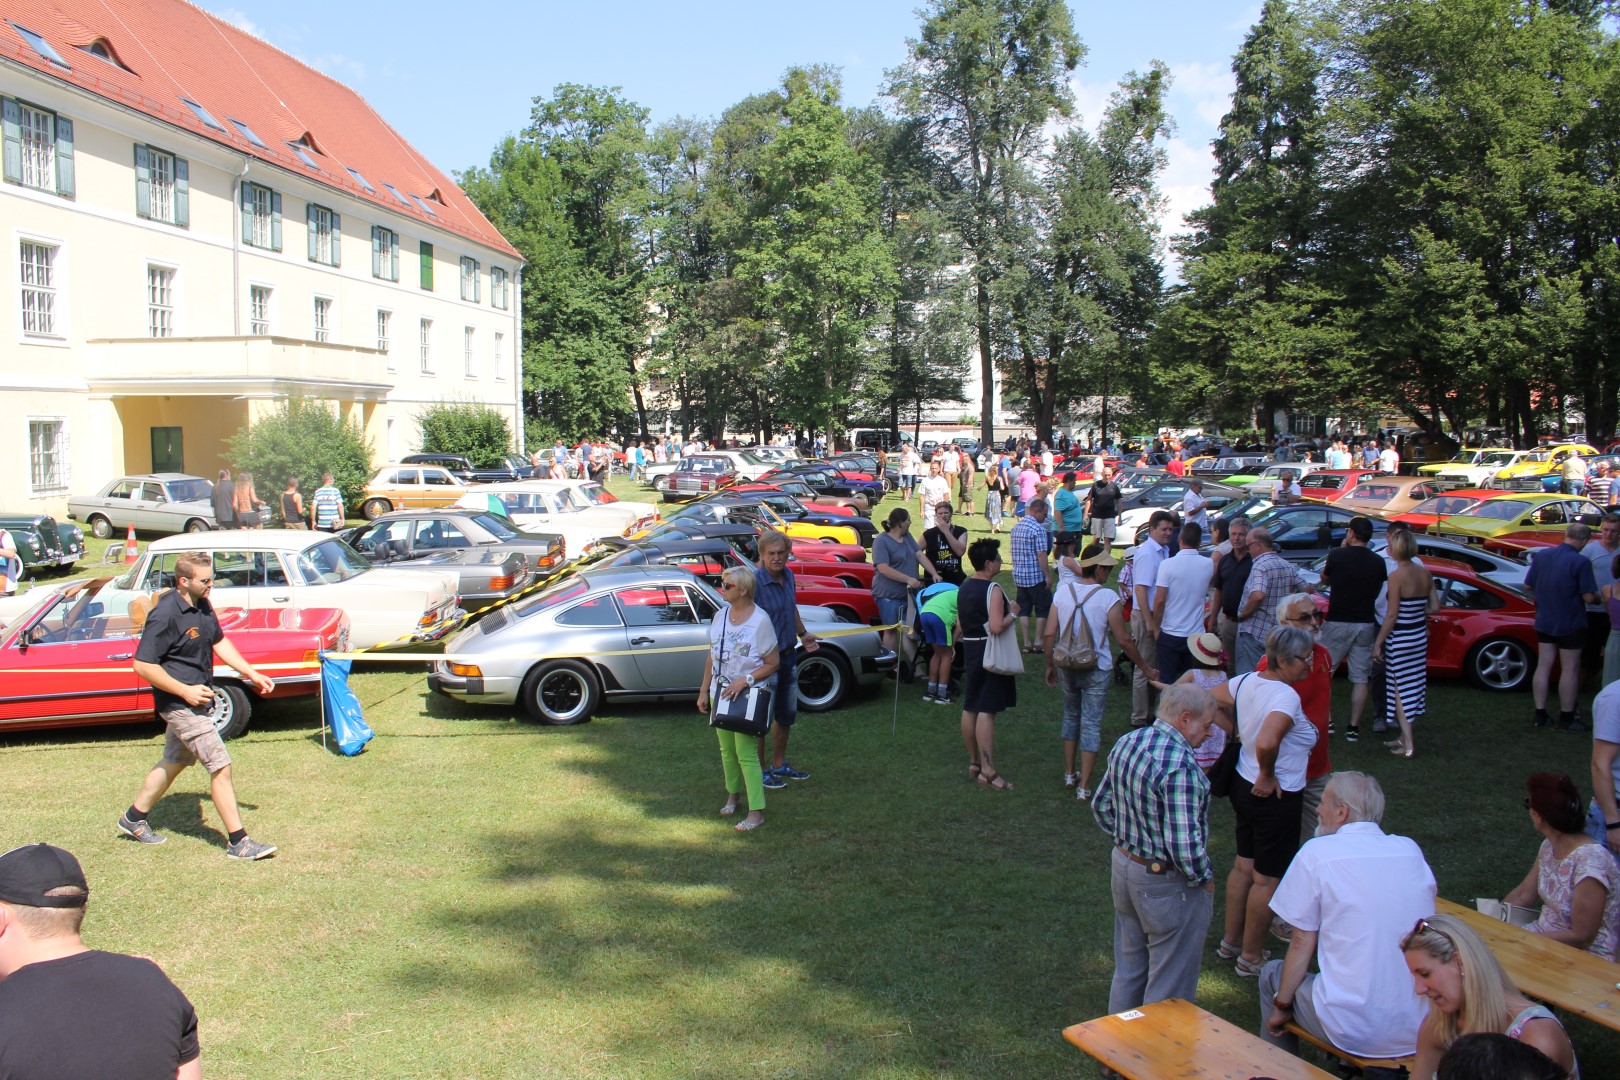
[529,479,658,533]
[1432,449,1530,490]
[457,483,626,556]
[113,531,462,648]
[1243,461,1329,497]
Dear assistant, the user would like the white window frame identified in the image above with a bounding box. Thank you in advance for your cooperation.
[313,295,332,343]
[494,331,505,380]
[419,317,433,374]
[18,236,62,340]
[148,147,175,223]
[377,309,392,371]
[463,325,476,378]
[245,182,275,249]
[27,415,69,496]
[491,266,508,310]
[460,256,480,302]
[372,226,399,282]
[249,284,272,336]
[18,103,55,192]
[147,263,176,338]
[309,204,339,266]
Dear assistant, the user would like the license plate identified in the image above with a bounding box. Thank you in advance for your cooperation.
[58,554,77,564]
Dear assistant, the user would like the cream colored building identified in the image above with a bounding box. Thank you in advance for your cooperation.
[1,0,524,516]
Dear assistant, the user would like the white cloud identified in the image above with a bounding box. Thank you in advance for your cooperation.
[1167,59,1235,131]
[214,7,265,39]
[1226,4,1263,32]
[1066,76,1116,133]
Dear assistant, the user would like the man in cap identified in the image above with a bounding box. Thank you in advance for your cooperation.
[0,843,200,1077]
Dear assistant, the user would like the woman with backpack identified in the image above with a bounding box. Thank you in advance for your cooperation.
[1043,540,1158,801]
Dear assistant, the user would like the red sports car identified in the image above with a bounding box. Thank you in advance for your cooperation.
[1392,488,1500,531]
[601,539,880,625]
[1314,558,1537,691]
[1300,469,1381,503]
[0,577,348,739]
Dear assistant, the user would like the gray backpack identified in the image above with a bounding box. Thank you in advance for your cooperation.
[1052,584,1103,671]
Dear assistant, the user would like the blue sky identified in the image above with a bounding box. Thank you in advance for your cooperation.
[204,2,1260,241]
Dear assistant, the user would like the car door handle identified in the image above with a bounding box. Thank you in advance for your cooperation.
[271,595,289,602]
[110,652,134,660]
[631,636,655,645]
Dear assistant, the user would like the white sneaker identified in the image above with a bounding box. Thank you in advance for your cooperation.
[1076,787,1093,802]
[1064,772,1079,789]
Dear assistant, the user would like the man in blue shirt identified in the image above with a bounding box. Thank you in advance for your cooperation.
[753,530,819,788]
[1525,523,1600,732]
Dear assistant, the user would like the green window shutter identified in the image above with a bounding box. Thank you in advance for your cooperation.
[371,226,382,277]
[474,262,481,303]
[330,211,340,266]
[54,116,73,197]
[307,203,318,261]
[134,144,151,218]
[1,98,19,184]
[270,190,282,251]
[240,183,251,243]
[173,157,189,227]
[390,236,398,280]
[420,241,433,290]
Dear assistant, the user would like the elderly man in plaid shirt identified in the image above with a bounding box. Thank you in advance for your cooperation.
[1093,683,1218,1013]
[1235,527,1312,673]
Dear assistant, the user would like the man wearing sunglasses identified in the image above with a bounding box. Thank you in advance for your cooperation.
[117,551,278,860]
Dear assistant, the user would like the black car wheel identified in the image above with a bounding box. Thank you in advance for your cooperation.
[521,660,601,724]
[796,649,851,712]
[1466,637,1533,692]
[185,518,211,534]
[207,683,253,740]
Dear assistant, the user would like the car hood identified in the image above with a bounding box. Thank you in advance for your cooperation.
[350,566,459,599]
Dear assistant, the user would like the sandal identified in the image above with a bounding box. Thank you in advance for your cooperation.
[734,817,763,832]
[980,770,1013,790]
[1390,744,1413,758]
[968,763,982,783]
[1234,954,1268,978]
[720,801,738,816]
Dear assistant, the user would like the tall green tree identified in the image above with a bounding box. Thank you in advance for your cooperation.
[888,0,1084,447]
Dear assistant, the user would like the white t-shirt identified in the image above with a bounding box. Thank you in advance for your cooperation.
[901,449,921,475]
[940,448,960,474]
[1379,448,1399,473]
[1273,479,1302,502]
[708,605,778,690]
[1229,672,1316,791]
[1270,822,1436,1057]
[1050,581,1118,671]
[1155,549,1215,638]
[1040,450,1055,476]
[918,475,950,522]
[1182,489,1209,531]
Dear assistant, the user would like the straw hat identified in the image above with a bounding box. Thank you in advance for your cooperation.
[1189,632,1223,667]
[1079,548,1118,568]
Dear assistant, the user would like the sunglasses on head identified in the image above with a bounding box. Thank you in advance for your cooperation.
[1402,916,1453,951]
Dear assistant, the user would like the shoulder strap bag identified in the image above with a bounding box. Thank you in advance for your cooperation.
[1207,672,1247,798]
[708,614,774,737]
[981,582,1026,676]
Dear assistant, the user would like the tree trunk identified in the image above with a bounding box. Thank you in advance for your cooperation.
[977,275,995,450]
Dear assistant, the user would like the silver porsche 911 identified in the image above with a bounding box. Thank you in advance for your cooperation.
[428,565,895,723]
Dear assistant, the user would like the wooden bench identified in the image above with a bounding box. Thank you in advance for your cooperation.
[1437,898,1620,1034]
[1284,1020,1415,1072]
[1063,997,1336,1080]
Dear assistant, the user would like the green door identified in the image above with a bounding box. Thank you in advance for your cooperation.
[151,427,183,473]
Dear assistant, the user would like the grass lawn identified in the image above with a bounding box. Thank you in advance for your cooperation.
[3,476,1616,1078]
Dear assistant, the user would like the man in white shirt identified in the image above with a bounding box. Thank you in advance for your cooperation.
[917,461,951,526]
[1182,479,1210,543]
[1260,772,1436,1061]
[1040,446,1056,477]
[1154,522,1216,685]
[1378,443,1399,475]
[1130,511,1178,726]
[1273,470,1303,505]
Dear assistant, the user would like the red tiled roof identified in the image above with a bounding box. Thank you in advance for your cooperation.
[1,0,521,260]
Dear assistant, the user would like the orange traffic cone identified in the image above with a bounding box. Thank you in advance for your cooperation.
[124,523,139,564]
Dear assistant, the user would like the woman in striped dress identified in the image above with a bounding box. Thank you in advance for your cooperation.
[1373,527,1437,758]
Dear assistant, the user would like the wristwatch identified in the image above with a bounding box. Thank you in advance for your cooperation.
[744,673,756,687]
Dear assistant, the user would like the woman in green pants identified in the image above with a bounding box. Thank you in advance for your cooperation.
[698,566,781,832]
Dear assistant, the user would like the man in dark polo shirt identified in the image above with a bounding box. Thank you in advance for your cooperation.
[1209,516,1253,676]
[1318,517,1387,741]
[118,551,278,859]
[0,843,201,1078]
[1525,523,1601,733]
[752,530,819,790]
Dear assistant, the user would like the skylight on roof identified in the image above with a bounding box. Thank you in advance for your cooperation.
[228,119,266,148]
[80,39,130,71]
[411,194,437,218]
[346,167,375,194]
[8,22,70,69]
[287,141,319,169]
[179,97,226,133]
[382,183,414,209]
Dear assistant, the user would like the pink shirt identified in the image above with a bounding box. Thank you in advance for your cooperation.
[1017,469,1040,501]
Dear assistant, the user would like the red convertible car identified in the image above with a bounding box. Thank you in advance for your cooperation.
[1314,558,1537,691]
[0,577,349,739]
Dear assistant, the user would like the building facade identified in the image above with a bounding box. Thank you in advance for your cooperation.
[1,0,524,516]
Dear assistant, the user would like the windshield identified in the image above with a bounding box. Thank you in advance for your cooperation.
[496,492,557,514]
[1411,494,1489,517]
[682,458,731,474]
[165,479,213,503]
[472,513,519,539]
[1461,500,1531,522]
[1480,450,1518,466]
[516,577,592,617]
[1304,475,1348,490]
[293,539,370,584]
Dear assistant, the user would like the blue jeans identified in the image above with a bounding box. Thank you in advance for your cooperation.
[771,661,799,728]
[875,595,906,628]
[1060,665,1112,751]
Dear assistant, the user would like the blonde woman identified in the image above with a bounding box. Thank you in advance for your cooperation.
[1373,527,1437,758]
[698,566,779,833]
[232,471,263,529]
[1402,914,1578,1079]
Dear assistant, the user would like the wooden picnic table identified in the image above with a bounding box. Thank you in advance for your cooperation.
[1062,997,1336,1080]
[1436,897,1620,1033]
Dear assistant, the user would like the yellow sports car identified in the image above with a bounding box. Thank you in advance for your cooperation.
[1489,443,1599,493]
[1428,493,1603,546]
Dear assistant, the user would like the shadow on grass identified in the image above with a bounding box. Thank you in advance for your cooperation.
[145,792,257,846]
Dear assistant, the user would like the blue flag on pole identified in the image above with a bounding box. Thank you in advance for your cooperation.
[320,654,374,756]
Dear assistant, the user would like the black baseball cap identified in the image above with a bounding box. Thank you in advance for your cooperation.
[0,844,89,908]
